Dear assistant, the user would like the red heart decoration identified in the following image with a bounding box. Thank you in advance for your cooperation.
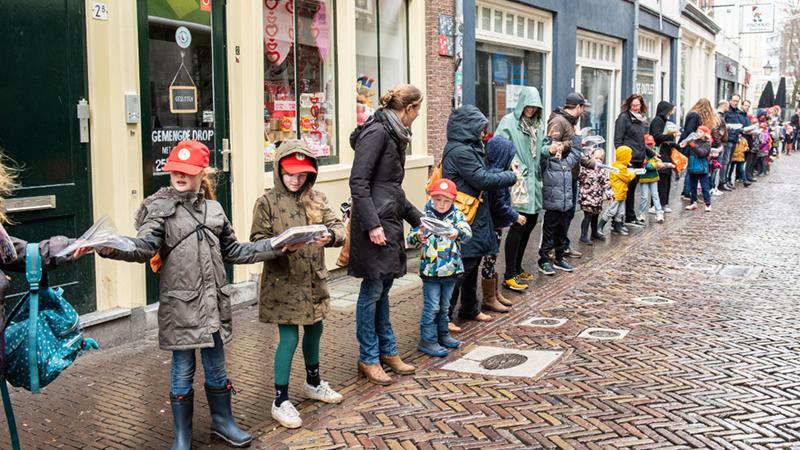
[264,0,278,10]
[265,23,278,37]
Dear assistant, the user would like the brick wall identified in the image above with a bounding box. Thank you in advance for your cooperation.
[425,0,456,163]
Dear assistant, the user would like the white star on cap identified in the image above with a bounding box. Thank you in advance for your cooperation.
[177,148,191,161]
[440,182,448,189]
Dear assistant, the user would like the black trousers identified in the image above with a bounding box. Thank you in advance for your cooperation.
[503,212,538,279]
[449,256,482,320]
[657,172,671,207]
[580,212,599,237]
[745,151,758,179]
[538,210,568,264]
[624,175,640,222]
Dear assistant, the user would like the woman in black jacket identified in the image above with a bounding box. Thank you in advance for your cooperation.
[349,84,423,386]
[649,101,677,212]
[441,106,516,325]
[613,94,649,226]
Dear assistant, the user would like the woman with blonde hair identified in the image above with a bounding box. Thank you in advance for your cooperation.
[680,98,720,200]
[348,84,424,385]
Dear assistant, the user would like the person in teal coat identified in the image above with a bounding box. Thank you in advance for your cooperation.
[494,86,547,291]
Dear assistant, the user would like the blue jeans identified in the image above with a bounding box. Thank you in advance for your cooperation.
[420,278,456,342]
[171,332,227,396]
[356,279,397,364]
[688,173,711,205]
[638,182,661,216]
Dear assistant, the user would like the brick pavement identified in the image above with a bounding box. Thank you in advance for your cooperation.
[3,155,800,449]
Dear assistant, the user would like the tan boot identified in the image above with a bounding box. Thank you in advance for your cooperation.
[481,277,510,313]
[358,361,392,385]
[474,312,493,321]
[494,274,514,306]
[448,322,462,333]
[379,354,416,375]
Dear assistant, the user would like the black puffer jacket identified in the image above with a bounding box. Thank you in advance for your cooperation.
[614,110,649,166]
[348,110,422,280]
[442,106,516,259]
[649,101,676,174]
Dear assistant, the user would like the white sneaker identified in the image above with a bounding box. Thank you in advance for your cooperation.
[304,380,343,404]
[686,203,698,210]
[664,207,673,213]
[655,212,664,223]
[648,206,656,214]
[711,189,723,197]
[704,205,712,212]
[272,400,302,428]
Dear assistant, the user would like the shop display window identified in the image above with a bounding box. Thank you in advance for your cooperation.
[636,58,656,113]
[264,0,336,164]
[355,0,408,125]
[579,67,613,158]
[475,42,544,131]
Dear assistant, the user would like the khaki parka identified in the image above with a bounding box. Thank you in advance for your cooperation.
[250,141,345,325]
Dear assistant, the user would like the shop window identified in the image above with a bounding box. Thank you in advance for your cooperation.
[579,67,613,157]
[263,0,336,164]
[636,58,656,113]
[475,42,545,132]
[355,0,409,125]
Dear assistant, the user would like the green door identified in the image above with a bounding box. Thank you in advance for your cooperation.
[0,0,96,314]
[138,0,231,304]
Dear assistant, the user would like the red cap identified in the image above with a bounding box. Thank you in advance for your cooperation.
[429,178,457,200]
[697,126,712,135]
[644,134,655,146]
[279,152,317,174]
[163,140,210,175]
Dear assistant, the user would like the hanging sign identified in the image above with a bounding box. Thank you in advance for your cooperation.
[170,86,198,113]
[741,4,775,34]
[200,0,211,12]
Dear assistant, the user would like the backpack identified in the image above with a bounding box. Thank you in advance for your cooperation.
[3,244,98,393]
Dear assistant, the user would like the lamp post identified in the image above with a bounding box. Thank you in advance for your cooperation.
[764,61,774,76]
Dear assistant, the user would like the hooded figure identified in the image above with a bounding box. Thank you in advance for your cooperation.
[649,100,676,174]
[442,105,517,258]
[494,87,546,215]
[610,146,636,201]
[485,136,520,229]
[250,140,346,325]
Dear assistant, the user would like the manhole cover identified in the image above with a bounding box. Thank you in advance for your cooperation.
[577,327,629,340]
[480,353,529,370]
[633,296,675,306]
[520,317,569,328]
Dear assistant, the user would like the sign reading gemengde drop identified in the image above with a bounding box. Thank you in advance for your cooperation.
[169,86,198,113]
[741,3,775,34]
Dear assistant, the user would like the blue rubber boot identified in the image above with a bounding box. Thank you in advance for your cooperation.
[205,381,253,448]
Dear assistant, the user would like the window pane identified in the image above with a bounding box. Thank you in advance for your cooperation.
[379,0,407,95]
[482,7,491,30]
[527,19,535,39]
[264,0,297,162]
[356,0,378,124]
[579,68,613,158]
[494,10,502,32]
[537,21,544,41]
[506,13,514,35]
[296,0,335,158]
[517,16,524,37]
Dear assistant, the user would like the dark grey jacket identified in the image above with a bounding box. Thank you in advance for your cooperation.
[104,187,279,351]
[540,139,582,212]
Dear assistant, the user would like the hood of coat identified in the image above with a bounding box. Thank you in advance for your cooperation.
[552,107,579,126]
[273,139,318,196]
[615,146,632,166]
[655,101,674,120]
[134,186,205,230]
[486,136,516,170]
[513,87,543,122]
[447,105,489,145]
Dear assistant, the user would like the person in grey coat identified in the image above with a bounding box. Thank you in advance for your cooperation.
[537,137,583,276]
[99,141,281,450]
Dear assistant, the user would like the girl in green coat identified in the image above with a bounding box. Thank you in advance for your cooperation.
[494,87,548,291]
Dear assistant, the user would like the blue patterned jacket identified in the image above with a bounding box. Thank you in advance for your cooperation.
[406,200,472,278]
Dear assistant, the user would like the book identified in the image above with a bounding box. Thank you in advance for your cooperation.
[270,224,329,248]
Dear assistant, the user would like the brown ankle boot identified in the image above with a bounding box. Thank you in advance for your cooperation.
[481,277,510,313]
[358,361,392,385]
[493,274,514,306]
[379,354,416,375]
[448,322,462,333]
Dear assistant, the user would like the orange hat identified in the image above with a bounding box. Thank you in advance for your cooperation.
[644,134,655,146]
[163,140,210,175]
[279,152,317,174]
[429,178,457,200]
[697,125,712,135]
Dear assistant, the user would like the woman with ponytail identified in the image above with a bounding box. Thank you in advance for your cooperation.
[348,84,424,385]
[250,140,346,429]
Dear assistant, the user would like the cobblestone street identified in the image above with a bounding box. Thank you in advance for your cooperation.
[4,156,800,449]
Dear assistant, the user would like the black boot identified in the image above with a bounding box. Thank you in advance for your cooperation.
[170,390,194,450]
[205,381,253,448]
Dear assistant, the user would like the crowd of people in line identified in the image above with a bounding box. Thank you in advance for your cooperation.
[2,82,796,450]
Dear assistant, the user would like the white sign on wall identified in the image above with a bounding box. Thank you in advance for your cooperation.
[741,3,775,34]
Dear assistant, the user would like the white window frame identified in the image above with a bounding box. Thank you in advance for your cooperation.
[637,29,671,113]
[476,0,553,115]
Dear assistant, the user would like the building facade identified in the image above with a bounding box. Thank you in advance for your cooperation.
[678,0,720,121]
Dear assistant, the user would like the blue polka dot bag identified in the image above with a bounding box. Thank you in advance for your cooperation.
[3,244,98,394]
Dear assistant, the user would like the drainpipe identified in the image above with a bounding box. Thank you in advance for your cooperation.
[632,0,640,93]
[454,0,464,109]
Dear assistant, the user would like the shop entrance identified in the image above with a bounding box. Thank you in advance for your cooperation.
[137,0,230,304]
[0,0,96,313]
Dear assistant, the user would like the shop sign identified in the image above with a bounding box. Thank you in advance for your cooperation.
[438,15,454,57]
[715,53,738,82]
[741,4,774,34]
[151,127,214,175]
[200,0,211,12]
[169,86,198,113]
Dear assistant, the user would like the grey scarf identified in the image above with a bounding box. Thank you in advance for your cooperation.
[384,109,412,143]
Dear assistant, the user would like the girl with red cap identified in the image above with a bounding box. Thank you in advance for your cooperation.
[249,140,346,429]
[97,140,282,450]
[681,125,714,211]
